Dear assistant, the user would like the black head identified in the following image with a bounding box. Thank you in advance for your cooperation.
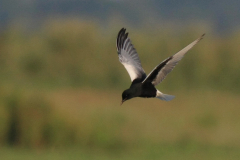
[121,89,134,105]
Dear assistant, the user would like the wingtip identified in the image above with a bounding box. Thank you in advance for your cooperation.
[195,33,205,43]
[118,28,126,36]
[117,28,130,51]
[117,28,127,51]
[120,28,126,33]
[200,33,205,40]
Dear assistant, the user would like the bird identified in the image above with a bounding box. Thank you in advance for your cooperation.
[116,28,205,105]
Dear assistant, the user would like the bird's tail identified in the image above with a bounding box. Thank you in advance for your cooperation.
[156,90,175,101]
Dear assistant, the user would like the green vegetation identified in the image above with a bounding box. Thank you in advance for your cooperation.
[1,20,240,92]
[0,19,240,159]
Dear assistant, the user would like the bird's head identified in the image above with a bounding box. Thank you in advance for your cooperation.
[121,89,134,105]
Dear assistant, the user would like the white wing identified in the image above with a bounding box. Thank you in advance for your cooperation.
[143,34,205,86]
[116,28,146,82]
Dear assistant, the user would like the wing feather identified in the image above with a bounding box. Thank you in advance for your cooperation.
[116,28,146,82]
[143,34,205,86]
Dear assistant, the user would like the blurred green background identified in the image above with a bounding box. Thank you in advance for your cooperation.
[1,1,240,160]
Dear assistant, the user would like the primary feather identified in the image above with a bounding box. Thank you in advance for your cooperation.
[116,28,146,82]
[143,34,205,86]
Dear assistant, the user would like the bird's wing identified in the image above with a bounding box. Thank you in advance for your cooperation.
[116,28,146,82]
[142,34,205,86]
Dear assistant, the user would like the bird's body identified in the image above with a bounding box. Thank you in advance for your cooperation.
[127,82,156,98]
[116,28,204,104]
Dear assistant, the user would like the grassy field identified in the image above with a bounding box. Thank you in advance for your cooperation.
[2,88,240,159]
[49,88,240,147]
[1,144,240,160]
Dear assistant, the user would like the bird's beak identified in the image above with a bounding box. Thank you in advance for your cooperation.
[120,99,127,105]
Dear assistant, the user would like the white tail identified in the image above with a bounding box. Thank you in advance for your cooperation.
[156,90,175,101]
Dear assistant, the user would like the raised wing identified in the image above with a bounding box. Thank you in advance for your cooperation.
[116,28,146,82]
[142,34,205,86]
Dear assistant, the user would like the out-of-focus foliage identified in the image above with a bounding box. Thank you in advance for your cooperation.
[1,88,240,159]
[0,20,240,159]
[0,20,240,92]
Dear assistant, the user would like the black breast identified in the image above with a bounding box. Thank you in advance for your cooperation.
[140,82,157,98]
